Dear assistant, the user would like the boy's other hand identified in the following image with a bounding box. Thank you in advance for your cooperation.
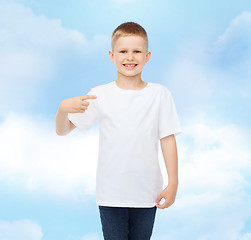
[58,95,97,114]
[155,183,178,209]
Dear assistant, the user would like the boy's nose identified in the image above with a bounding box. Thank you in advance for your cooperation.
[126,53,134,60]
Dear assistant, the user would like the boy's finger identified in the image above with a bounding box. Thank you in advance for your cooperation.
[156,204,164,209]
[81,95,97,100]
[156,201,168,209]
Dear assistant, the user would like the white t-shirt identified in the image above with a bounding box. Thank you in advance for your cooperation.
[68,81,182,208]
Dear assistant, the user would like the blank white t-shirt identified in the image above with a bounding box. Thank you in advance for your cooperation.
[68,80,182,207]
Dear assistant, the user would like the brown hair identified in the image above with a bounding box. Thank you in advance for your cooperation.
[111,22,148,51]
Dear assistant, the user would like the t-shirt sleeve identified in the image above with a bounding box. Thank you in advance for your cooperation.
[68,87,99,134]
[158,87,182,140]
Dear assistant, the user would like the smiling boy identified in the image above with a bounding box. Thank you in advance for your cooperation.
[56,22,182,240]
[109,34,150,90]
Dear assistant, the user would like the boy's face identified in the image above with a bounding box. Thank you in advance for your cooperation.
[109,35,151,78]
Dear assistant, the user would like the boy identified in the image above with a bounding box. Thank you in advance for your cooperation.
[56,22,182,240]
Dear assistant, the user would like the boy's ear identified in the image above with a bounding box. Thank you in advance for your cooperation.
[145,51,151,63]
[109,50,115,63]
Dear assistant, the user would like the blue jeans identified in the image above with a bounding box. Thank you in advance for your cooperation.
[98,205,157,240]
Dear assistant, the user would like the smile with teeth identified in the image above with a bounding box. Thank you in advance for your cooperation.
[123,64,138,69]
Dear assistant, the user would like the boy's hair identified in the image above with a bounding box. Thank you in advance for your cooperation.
[111,22,148,51]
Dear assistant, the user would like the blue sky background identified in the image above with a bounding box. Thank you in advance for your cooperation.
[0,0,251,239]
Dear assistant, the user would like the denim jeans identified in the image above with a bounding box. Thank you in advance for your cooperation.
[98,205,157,240]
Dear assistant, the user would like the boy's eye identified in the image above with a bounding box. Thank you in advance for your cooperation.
[120,50,141,53]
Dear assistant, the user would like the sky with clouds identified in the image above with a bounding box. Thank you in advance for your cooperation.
[0,0,251,239]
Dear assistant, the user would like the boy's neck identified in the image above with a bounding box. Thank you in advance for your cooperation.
[115,73,147,90]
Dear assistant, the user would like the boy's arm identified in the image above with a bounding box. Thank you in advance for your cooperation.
[55,110,76,136]
[55,94,97,136]
[160,134,178,185]
[155,134,179,209]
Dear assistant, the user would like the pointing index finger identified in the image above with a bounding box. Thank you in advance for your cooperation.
[81,95,97,100]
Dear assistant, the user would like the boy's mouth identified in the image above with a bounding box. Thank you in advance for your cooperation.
[123,64,138,69]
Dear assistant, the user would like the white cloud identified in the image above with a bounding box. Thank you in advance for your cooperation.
[153,11,251,240]
[0,219,43,240]
[0,1,88,49]
[0,112,99,201]
[216,11,251,48]
[212,11,251,75]
[0,0,109,112]
[0,0,86,82]
[165,11,251,123]
[0,112,250,239]
[1,111,250,240]
[153,121,251,240]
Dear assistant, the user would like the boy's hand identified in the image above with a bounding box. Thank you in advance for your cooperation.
[155,183,178,209]
[58,95,97,114]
